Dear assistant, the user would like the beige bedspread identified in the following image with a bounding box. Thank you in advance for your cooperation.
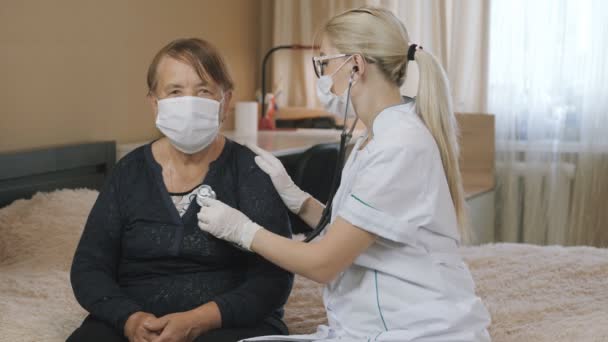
[1,189,607,341]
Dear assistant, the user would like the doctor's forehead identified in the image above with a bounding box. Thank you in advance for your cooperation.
[319,37,339,56]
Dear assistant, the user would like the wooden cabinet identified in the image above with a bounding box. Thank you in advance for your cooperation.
[457,113,495,245]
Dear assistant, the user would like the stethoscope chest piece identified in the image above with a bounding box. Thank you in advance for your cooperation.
[195,184,216,206]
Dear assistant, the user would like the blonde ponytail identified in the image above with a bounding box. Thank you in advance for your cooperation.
[414,49,469,241]
[321,6,469,240]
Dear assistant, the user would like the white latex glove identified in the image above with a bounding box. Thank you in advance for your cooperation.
[246,142,311,214]
[197,198,262,251]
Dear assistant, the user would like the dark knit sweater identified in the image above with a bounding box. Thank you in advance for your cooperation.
[70,139,293,333]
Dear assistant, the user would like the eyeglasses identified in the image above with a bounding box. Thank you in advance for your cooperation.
[311,54,351,78]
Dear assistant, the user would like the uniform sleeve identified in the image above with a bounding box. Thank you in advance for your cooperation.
[70,165,142,333]
[212,166,293,328]
[336,144,434,245]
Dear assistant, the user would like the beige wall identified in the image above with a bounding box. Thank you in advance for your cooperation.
[0,0,261,153]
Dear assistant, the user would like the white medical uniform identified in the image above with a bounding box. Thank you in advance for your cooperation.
[244,101,491,342]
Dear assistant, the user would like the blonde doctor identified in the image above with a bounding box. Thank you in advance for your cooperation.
[198,7,491,342]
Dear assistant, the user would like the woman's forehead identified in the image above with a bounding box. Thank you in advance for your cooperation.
[156,55,214,87]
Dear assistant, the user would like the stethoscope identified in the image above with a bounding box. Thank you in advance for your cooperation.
[304,66,359,242]
[195,66,359,243]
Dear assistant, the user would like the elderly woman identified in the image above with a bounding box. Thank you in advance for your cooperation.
[67,38,293,342]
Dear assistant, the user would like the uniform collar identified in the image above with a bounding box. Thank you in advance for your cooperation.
[371,97,416,138]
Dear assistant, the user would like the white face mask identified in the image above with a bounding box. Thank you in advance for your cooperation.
[315,57,356,118]
[155,96,221,154]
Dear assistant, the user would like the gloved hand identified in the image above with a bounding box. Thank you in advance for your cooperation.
[246,143,311,214]
[197,198,262,251]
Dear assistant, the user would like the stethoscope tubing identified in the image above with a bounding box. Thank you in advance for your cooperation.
[304,70,358,242]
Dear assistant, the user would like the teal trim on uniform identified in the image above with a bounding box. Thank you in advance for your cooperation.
[374,270,389,332]
[351,194,376,209]
[373,331,384,341]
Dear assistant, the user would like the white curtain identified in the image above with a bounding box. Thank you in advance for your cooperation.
[489,0,608,246]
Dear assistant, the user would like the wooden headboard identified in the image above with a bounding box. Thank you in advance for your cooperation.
[0,141,115,208]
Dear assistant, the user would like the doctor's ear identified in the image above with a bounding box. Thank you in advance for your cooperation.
[351,54,366,77]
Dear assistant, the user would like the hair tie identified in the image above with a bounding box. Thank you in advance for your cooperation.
[408,44,422,61]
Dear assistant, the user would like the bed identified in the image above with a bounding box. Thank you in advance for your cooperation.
[1,142,607,341]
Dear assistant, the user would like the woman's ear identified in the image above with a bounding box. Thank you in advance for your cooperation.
[220,91,232,123]
[148,92,158,118]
